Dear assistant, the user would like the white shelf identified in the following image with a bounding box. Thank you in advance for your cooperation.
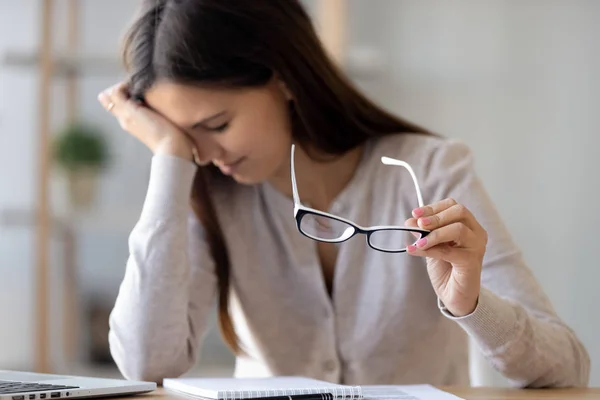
[2,51,123,76]
[0,207,141,235]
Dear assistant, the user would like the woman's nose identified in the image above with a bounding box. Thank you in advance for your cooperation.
[191,136,223,166]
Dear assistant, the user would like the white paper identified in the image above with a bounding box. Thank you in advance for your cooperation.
[163,377,358,399]
[361,385,464,400]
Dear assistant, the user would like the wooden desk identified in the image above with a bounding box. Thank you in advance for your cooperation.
[442,386,600,399]
[135,387,600,400]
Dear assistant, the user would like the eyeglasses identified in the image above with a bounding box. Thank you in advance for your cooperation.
[290,144,430,253]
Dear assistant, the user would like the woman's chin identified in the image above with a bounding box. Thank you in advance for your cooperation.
[230,172,264,185]
[227,163,273,185]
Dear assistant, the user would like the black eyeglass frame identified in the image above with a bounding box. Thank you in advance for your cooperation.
[290,144,430,253]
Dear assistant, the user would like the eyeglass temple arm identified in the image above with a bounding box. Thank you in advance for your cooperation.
[380,156,425,208]
[290,144,300,205]
[292,147,423,208]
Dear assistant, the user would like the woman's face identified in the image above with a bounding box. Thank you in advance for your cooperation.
[144,78,293,184]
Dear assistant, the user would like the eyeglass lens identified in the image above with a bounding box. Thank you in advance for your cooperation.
[299,213,423,251]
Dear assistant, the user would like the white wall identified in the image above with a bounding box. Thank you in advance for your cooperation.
[346,0,600,386]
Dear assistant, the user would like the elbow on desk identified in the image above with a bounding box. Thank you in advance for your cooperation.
[108,329,195,384]
[568,345,592,389]
[111,349,195,384]
[543,335,590,389]
[508,343,591,389]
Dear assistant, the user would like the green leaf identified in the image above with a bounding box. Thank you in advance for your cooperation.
[52,121,109,171]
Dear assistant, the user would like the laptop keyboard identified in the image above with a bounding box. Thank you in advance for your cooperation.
[0,381,79,397]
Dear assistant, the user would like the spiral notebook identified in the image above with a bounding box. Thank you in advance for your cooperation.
[163,377,363,400]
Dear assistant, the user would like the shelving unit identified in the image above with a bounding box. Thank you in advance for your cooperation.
[2,52,121,76]
[315,0,348,67]
[0,0,121,374]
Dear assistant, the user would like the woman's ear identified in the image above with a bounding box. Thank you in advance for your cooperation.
[276,77,293,101]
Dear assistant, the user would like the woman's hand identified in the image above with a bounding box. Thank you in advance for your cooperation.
[97,82,195,162]
[405,198,488,317]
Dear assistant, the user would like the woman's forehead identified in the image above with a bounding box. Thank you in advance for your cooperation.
[144,81,235,125]
[144,80,279,125]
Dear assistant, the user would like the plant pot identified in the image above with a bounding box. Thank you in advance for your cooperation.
[67,168,99,210]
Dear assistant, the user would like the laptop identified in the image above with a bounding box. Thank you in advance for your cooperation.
[0,371,156,400]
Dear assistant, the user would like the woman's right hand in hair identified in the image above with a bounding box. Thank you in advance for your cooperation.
[98,82,195,162]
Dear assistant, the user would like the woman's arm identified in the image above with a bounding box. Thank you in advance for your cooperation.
[410,139,590,388]
[108,154,217,383]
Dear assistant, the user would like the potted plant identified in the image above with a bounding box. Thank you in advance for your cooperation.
[52,121,109,209]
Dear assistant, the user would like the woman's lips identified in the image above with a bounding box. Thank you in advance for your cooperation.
[217,157,246,175]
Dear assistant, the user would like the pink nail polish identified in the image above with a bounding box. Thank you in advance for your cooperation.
[420,217,431,226]
[407,245,417,253]
[412,208,424,217]
[416,238,428,248]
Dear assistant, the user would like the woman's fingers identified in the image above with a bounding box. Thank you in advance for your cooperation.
[412,222,477,251]
[412,198,457,219]
[98,82,145,136]
[404,218,421,239]
[97,82,195,161]
[97,89,114,111]
[408,242,469,262]
[416,203,478,231]
[404,217,418,228]
[98,82,131,114]
[110,82,131,108]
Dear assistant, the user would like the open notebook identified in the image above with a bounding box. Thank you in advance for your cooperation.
[162,377,362,400]
[163,377,463,400]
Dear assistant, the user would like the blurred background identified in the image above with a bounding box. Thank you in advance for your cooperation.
[0,0,599,388]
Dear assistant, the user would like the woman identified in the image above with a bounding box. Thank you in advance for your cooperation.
[99,0,589,388]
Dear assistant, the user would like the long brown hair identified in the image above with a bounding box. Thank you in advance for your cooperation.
[121,0,428,354]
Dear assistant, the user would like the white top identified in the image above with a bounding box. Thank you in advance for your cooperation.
[108,133,590,387]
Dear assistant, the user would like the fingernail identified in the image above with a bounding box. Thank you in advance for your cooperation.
[420,217,431,226]
[407,245,417,253]
[412,208,424,218]
[416,238,428,248]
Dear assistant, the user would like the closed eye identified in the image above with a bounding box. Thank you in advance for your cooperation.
[206,122,229,133]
